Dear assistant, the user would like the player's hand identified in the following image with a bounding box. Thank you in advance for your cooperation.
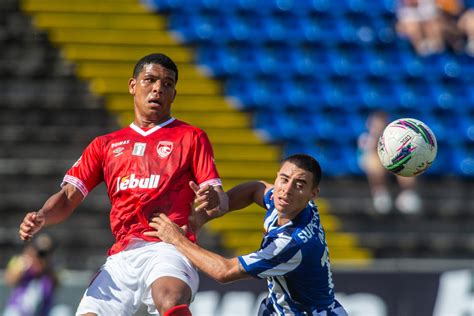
[145,213,186,245]
[190,181,220,213]
[19,210,45,241]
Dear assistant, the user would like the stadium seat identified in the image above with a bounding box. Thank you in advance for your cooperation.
[432,78,471,112]
[255,42,298,76]
[292,42,333,78]
[358,78,398,111]
[226,11,269,42]
[252,110,288,142]
[169,10,230,43]
[155,0,474,180]
[285,78,328,110]
[263,12,306,43]
[328,43,371,77]
[322,77,364,112]
[284,141,355,176]
[300,12,342,44]
[367,42,405,78]
[224,77,268,111]
[396,79,437,114]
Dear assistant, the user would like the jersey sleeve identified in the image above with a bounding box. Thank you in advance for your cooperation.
[191,130,221,187]
[238,233,303,279]
[61,137,104,197]
[263,188,274,208]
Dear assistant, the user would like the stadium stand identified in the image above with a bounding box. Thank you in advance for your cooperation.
[1,0,473,273]
[0,0,118,269]
[0,0,370,271]
[142,0,474,259]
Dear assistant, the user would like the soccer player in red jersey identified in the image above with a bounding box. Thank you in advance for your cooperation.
[18,53,226,316]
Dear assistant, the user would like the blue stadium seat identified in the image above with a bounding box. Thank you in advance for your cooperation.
[396,79,437,114]
[225,77,274,111]
[322,77,364,112]
[253,110,322,142]
[359,78,399,111]
[255,43,298,76]
[197,41,260,77]
[304,110,361,142]
[431,78,471,112]
[144,0,178,11]
[466,0,474,7]
[367,43,405,78]
[451,145,474,176]
[252,110,287,142]
[283,142,352,176]
[263,12,306,43]
[421,114,448,144]
[328,44,370,77]
[285,78,329,110]
[168,10,232,43]
[339,12,380,44]
[292,42,333,78]
[300,13,342,44]
[159,0,473,177]
[195,43,227,76]
[343,0,392,15]
[226,11,268,42]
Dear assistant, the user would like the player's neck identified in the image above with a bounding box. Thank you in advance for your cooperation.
[277,208,304,226]
[134,116,172,129]
[277,216,291,226]
[277,213,296,226]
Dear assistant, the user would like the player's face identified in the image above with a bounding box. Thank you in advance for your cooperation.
[129,63,177,125]
[273,162,319,217]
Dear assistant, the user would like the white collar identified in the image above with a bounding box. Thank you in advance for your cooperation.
[129,117,175,136]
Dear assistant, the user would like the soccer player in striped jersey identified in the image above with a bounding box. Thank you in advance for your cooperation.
[146,154,348,316]
[18,53,226,316]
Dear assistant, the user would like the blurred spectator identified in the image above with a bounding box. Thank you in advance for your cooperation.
[456,5,474,55]
[436,0,466,52]
[396,0,445,55]
[2,234,58,316]
[358,111,422,214]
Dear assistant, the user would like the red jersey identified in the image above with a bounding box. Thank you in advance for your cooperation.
[62,118,221,255]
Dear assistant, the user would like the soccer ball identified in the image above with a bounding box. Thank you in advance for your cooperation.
[377,118,437,177]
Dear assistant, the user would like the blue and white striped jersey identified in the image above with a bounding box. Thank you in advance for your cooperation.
[238,188,344,316]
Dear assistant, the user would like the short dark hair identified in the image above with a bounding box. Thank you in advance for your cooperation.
[282,154,322,188]
[132,53,178,82]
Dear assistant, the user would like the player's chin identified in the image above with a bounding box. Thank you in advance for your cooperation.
[274,201,290,213]
[146,107,163,116]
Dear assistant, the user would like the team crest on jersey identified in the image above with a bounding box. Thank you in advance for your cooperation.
[156,141,173,158]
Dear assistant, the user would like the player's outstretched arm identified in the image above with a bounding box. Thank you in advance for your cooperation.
[19,183,83,241]
[186,180,271,234]
[227,180,271,211]
[145,214,250,283]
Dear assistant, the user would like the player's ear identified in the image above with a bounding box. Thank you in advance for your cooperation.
[128,78,136,95]
[311,186,319,199]
[172,89,177,102]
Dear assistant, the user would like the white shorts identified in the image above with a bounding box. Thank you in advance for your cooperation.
[76,240,199,315]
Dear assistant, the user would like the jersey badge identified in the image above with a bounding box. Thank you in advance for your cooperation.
[157,141,173,158]
[132,143,147,156]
